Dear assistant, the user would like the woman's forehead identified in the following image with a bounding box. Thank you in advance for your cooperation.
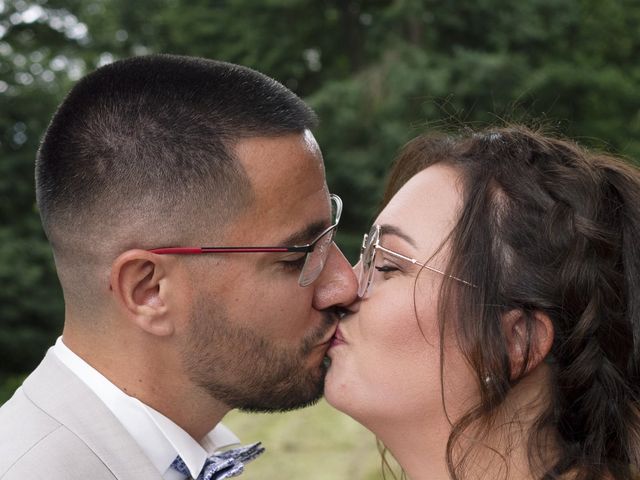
[376,164,463,252]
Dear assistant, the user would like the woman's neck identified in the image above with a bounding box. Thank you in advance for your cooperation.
[375,417,535,480]
[372,413,452,480]
[371,366,555,480]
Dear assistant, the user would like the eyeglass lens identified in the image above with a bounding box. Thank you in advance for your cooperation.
[299,227,336,286]
[357,224,379,297]
[298,195,341,287]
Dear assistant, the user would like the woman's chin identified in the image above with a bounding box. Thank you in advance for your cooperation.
[323,351,374,424]
[322,365,340,407]
[323,360,351,411]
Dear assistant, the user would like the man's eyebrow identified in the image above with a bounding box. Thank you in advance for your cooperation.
[379,224,417,248]
[280,220,328,246]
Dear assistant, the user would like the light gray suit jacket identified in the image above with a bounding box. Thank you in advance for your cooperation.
[0,351,163,479]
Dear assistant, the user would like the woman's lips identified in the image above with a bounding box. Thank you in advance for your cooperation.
[330,327,347,347]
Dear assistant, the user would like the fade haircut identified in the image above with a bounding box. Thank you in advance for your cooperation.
[36,54,317,305]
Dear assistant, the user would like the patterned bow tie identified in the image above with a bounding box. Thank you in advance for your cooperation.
[170,442,265,480]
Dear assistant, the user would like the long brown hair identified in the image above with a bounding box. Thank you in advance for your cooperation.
[383,126,640,479]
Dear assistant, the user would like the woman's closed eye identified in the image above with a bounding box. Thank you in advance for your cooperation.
[374,258,403,276]
[375,264,399,273]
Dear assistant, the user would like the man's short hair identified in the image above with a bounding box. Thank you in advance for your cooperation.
[35,54,317,303]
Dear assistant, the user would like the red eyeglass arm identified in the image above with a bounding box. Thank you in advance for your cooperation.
[149,247,294,254]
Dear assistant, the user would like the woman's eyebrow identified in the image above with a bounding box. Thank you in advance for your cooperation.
[379,224,417,248]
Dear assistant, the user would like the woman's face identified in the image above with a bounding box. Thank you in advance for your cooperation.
[325,163,478,430]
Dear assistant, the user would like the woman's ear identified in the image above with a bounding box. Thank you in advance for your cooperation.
[502,309,554,380]
[109,249,175,337]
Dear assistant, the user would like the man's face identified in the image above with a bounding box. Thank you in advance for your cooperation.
[181,130,358,412]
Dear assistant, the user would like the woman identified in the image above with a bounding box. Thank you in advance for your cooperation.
[326,126,640,480]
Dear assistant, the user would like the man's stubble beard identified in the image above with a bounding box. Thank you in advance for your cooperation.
[181,295,336,413]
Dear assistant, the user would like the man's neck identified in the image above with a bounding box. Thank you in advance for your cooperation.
[62,325,230,441]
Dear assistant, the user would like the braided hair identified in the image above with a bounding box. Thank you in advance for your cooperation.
[383,126,640,480]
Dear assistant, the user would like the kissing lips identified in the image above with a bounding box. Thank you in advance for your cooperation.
[329,326,347,348]
[314,324,339,351]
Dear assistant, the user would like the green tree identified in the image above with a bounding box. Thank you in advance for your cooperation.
[2,0,640,397]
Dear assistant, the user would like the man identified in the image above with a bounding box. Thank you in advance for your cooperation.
[0,55,358,479]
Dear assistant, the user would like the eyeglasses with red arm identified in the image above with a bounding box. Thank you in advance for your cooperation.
[149,194,342,287]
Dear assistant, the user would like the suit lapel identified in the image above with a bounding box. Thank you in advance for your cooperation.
[23,351,163,480]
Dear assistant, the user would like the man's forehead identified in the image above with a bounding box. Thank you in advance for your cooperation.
[226,132,331,244]
[300,129,322,158]
[233,130,325,194]
[224,191,331,246]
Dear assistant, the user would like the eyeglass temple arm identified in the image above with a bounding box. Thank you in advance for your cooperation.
[375,245,476,288]
[149,246,311,254]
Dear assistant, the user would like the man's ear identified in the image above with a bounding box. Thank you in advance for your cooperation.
[502,309,554,380]
[110,249,175,337]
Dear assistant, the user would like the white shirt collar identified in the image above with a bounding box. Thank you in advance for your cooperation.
[52,337,240,479]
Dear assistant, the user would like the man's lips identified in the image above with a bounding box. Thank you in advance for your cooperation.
[316,325,339,348]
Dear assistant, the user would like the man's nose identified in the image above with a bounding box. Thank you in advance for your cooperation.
[312,243,358,310]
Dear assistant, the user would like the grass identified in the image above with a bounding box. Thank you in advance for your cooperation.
[223,400,383,480]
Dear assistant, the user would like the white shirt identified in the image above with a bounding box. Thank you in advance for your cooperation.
[52,337,241,479]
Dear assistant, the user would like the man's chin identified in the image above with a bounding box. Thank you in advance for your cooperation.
[236,365,327,413]
[238,393,323,414]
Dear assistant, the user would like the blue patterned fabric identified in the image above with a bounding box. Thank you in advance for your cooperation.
[170,442,264,480]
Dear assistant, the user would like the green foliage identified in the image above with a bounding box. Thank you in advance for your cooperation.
[2,0,640,375]
[0,32,66,375]
[0,374,26,405]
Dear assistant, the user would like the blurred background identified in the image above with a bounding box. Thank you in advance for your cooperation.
[2,0,640,477]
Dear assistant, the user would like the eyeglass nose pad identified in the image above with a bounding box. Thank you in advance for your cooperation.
[356,259,371,298]
[353,258,363,275]
[299,256,321,287]
[298,237,333,287]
